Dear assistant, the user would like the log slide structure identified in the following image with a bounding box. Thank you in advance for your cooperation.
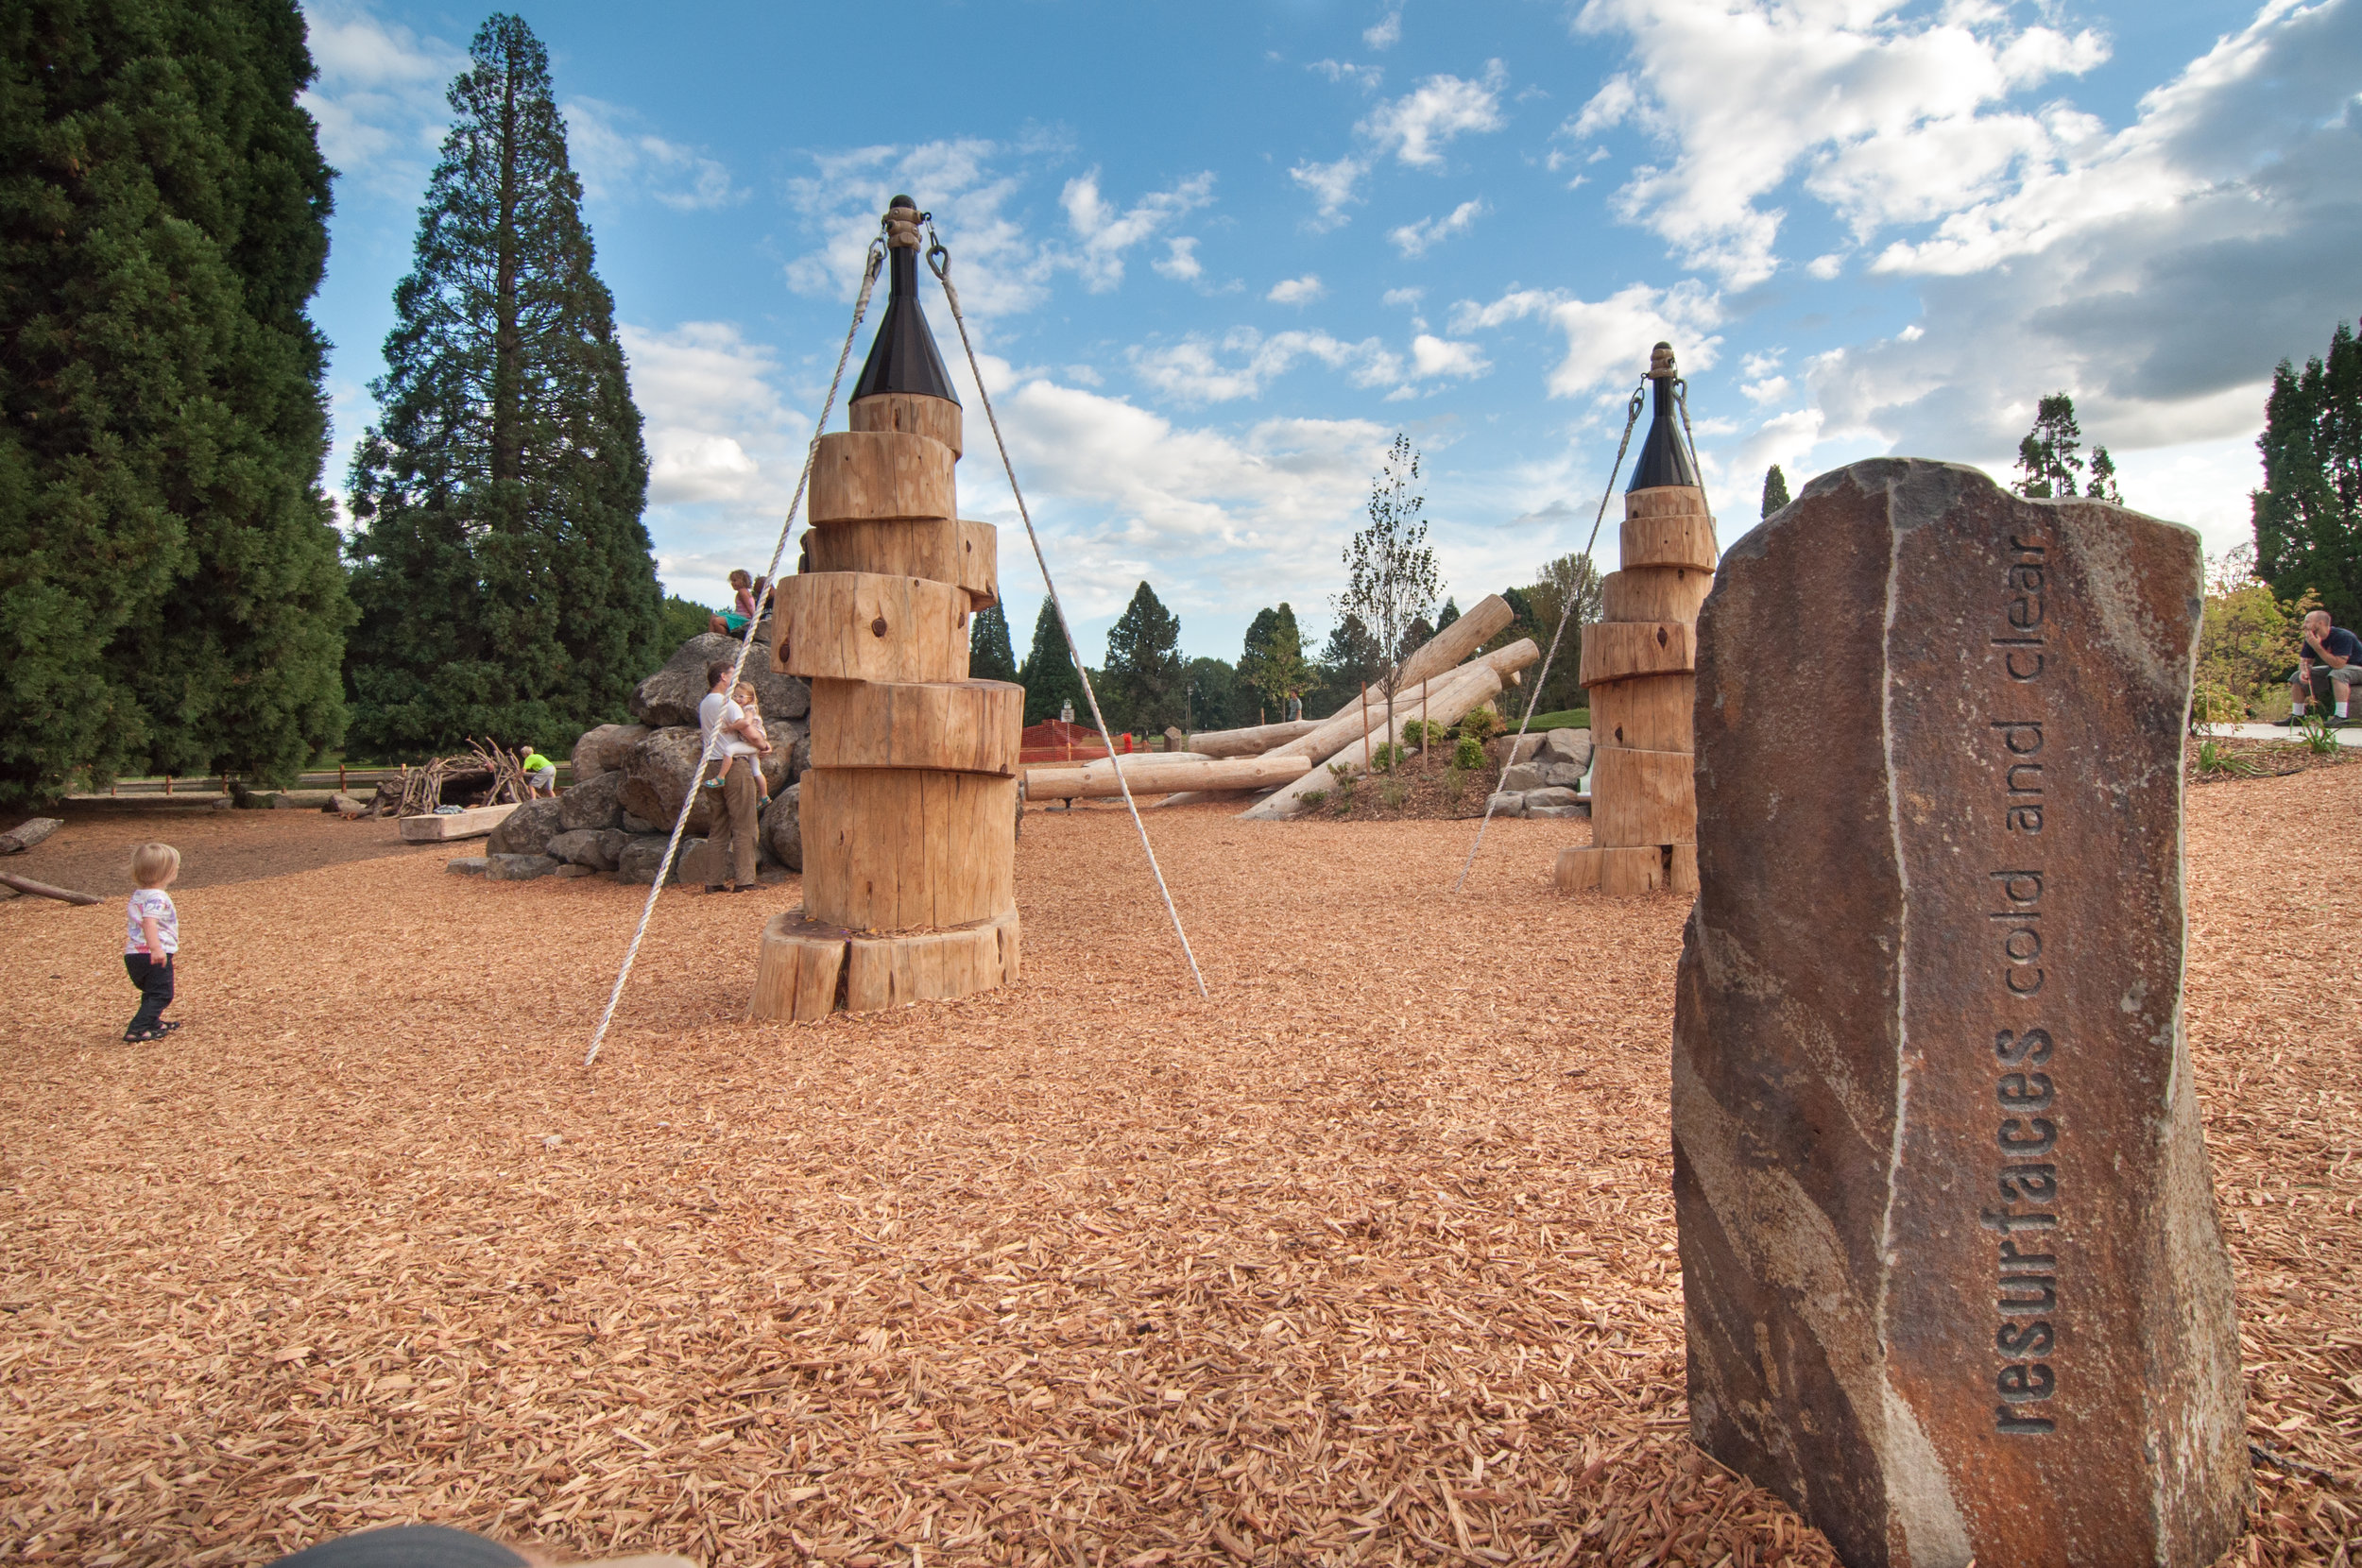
[755,196,1022,1022]
[1556,343,1715,897]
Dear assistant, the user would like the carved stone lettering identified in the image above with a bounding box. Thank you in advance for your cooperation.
[1671,459,2246,1567]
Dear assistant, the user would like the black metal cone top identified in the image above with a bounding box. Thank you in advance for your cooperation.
[851,198,960,406]
[1627,341,1698,492]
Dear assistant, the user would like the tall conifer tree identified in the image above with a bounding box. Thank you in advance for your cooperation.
[1016,599,1085,725]
[2253,322,2362,627]
[1104,581,1185,734]
[968,602,1018,683]
[1760,464,1790,517]
[345,13,657,755]
[0,0,350,804]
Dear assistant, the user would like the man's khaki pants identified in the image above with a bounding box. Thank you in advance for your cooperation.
[702,759,762,887]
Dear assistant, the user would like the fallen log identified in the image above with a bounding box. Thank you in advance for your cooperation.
[1182,719,1323,758]
[1393,593,1515,693]
[1241,649,1535,821]
[1267,640,1540,763]
[1025,753,1312,800]
[0,817,63,855]
[0,871,102,906]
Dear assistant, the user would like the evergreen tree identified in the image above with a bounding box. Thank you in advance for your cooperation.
[0,0,351,804]
[1016,598,1085,725]
[1238,602,1309,720]
[1761,464,1791,518]
[2253,321,2362,627]
[1436,597,1461,631]
[2012,393,2086,499]
[969,601,1018,683]
[1104,581,1185,735]
[1183,656,1242,732]
[2085,446,2123,504]
[1309,613,1383,717]
[344,13,658,757]
[657,593,713,651]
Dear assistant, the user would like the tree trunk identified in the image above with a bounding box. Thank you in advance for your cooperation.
[1023,753,1310,799]
[0,871,101,905]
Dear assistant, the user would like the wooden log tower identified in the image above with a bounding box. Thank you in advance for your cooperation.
[1556,343,1717,897]
[753,196,1022,1019]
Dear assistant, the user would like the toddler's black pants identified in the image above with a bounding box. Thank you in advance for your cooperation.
[125,953,174,1034]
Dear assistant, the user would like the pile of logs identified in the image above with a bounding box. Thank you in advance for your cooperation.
[376,741,522,819]
[1018,594,1541,818]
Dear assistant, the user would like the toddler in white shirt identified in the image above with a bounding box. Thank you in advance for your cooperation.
[124,842,181,1043]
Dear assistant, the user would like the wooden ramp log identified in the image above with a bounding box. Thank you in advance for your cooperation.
[799,768,1016,931]
[1588,745,1698,847]
[1590,673,1696,754]
[1393,592,1515,692]
[809,678,1022,774]
[807,430,955,523]
[0,817,63,855]
[399,803,519,842]
[771,571,970,685]
[1241,661,1507,822]
[0,870,101,905]
[1268,640,1540,762]
[1025,753,1312,800]
[848,391,962,458]
[1181,719,1322,758]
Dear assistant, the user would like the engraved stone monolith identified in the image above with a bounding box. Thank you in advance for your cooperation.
[1672,458,2247,1568]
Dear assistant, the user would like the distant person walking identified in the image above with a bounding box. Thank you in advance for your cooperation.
[123,843,181,1043]
[697,660,767,893]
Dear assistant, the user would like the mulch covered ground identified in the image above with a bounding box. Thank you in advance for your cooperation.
[0,803,443,899]
[1,768,2356,1566]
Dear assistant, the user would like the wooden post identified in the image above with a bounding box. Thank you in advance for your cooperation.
[754,200,1021,1020]
[1558,343,1715,898]
[164,775,172,795]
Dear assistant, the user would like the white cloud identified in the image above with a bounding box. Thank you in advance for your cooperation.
[297,0,466,196]
[565,97,743,212]
[1360,61,1509,167]
[782,140,1058,318]
[1741,374,1792,406]
[1364,5,1404,50]
[1806,252,1846,280]
[1311,60,1384,91]
[1454,280,1724,396]
[1388,197,1487,257]
[1567,0,2112,284]
[621,322,808,510]
[1061,168,1218,291]
[1132,328,1402,402]
[1382,287,1425,309]
[1267,274,1327,306]
[1290,155,1370,228]
[1411,333,1490,379]
[1153,236,1204,281]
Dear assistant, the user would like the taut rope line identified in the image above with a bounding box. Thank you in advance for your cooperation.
[1452,378,1647,895]
[583,236,887,1067]
[925,220,1208,999]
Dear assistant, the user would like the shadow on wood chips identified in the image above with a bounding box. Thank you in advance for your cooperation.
[1,776,2356,1565]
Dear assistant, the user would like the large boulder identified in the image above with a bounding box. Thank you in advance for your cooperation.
[616,835,695,885]
[545,828,628,872]
[628,633,811,728]
[486,797,566,857]
[1541,726,1594,771]
[485,853,558,882]
[617,726,797,834]
[571,723,649,781]
[557,768,627,832]
[761,783,802,871]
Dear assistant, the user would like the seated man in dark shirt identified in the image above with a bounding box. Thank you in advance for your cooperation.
[2285,609,2362,725]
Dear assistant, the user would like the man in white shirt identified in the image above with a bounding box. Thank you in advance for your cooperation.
[696,659,769,892]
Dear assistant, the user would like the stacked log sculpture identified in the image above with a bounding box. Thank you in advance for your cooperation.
[1557,343,1717,897]
[754,196,1022,1021]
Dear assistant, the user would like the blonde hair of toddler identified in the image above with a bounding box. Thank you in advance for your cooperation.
[131,843,181,888]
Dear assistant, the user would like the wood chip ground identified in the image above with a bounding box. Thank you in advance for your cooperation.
[2,768,2356,1566]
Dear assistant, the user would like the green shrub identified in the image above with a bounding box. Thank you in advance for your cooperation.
[1367,741,1409,774]
[1402,718,1449,749]
[1452,735,1485,771]
[1458,707,1500,742]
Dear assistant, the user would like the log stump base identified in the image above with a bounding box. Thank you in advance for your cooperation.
[751,906,1021,1021]
[1556,843,1699,897]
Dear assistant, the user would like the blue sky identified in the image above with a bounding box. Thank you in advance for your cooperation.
[300,0,2362,662]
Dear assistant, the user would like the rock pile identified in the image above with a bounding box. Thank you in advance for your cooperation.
[450,629,810,886]
[1485,727,1594,818]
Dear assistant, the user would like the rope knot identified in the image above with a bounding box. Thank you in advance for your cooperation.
[883,199,925,250]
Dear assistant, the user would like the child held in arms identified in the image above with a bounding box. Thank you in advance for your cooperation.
[707,682,775,806]
[123,843,181,1043]
[709,570,758,638]
[520,744,557,798]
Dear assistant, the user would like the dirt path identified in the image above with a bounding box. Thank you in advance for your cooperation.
[1,778,2355,1565]
[0,804,446,900]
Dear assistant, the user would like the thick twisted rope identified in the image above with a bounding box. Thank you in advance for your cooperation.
[584,237,887,1067]
[926,224,1208,998]
[1452,380,1646,895]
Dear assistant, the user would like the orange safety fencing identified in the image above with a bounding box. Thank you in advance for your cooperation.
[1018,720,1137,766]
